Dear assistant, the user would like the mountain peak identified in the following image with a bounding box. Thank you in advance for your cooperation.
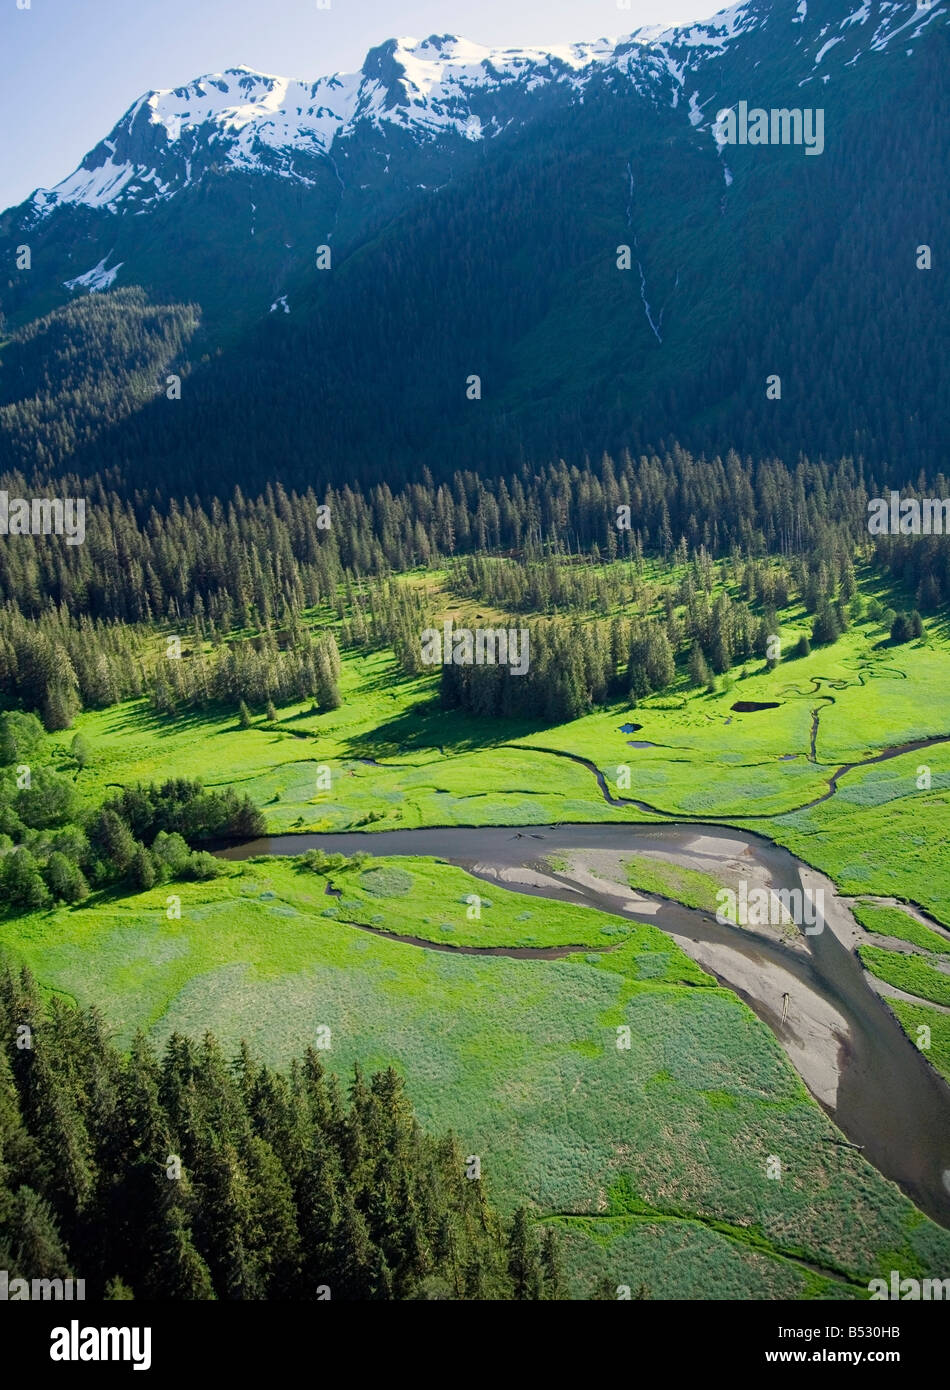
[15,0,947,223]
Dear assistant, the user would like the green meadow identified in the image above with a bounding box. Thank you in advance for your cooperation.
[10,561,950,1296]
[50,590,950,933]
[622,853,724,914]
[4,854,949,1297]
[852,902,950,956]
[858,946,950,1010]
[886,1002,950,1087]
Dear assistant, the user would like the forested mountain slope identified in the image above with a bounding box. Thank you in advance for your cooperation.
[1,0,947,491]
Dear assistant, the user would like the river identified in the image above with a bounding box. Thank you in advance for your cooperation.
[219,820,950,1229]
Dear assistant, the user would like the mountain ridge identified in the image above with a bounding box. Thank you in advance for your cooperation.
[1,0,947,492]
[12,0,945,225]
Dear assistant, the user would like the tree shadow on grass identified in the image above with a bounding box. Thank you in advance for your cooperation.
[86,700,242,741]
[341,661,433,699]
[60,868,239,918]
[341,703,550,761]
[921,611,950,645]
[88,700,323,745]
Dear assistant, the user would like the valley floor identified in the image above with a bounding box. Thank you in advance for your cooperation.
[6,570,950,1297]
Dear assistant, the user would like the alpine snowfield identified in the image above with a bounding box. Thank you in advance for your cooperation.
[14,0,948,222]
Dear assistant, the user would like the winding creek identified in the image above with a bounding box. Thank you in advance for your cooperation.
[220,819,950,1231]
[507,726,950,818]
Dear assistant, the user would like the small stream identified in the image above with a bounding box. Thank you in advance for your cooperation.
[219,821,950,1229]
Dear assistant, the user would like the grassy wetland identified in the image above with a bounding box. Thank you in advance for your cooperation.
[4,548,950,1297]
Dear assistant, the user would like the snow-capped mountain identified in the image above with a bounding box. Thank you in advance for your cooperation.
[1,0,947,492]
[17,0,946,224]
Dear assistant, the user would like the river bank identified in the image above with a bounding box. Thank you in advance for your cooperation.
[219,820,950,1227]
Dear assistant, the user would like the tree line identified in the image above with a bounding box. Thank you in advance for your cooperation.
[0,966,562,1299]
[0,451,944,732]
[0,713,265,910]
[0,605,341,730]
[0,452,935,628]
[434,548,923,721]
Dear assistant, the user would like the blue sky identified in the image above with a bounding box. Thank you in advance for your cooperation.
[0,0,707,212]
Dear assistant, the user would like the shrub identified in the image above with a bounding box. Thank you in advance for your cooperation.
[890,612,914,644]
[129,843,156,892]
[184,851,222,881]
[70,732,92,768]
[359,867,413,898]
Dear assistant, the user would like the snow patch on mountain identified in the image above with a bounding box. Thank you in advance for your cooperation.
[63,256,123,291]
[51,157,138,210]
[815,35,845,60]
[17,1,949,222]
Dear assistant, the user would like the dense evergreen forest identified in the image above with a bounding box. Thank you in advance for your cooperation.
[1,32,947,491]
[0,291,200,475]
[0,712,264,908]
[0,964,560,1299]
[2,451,948,629]
[0,449,944,732]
